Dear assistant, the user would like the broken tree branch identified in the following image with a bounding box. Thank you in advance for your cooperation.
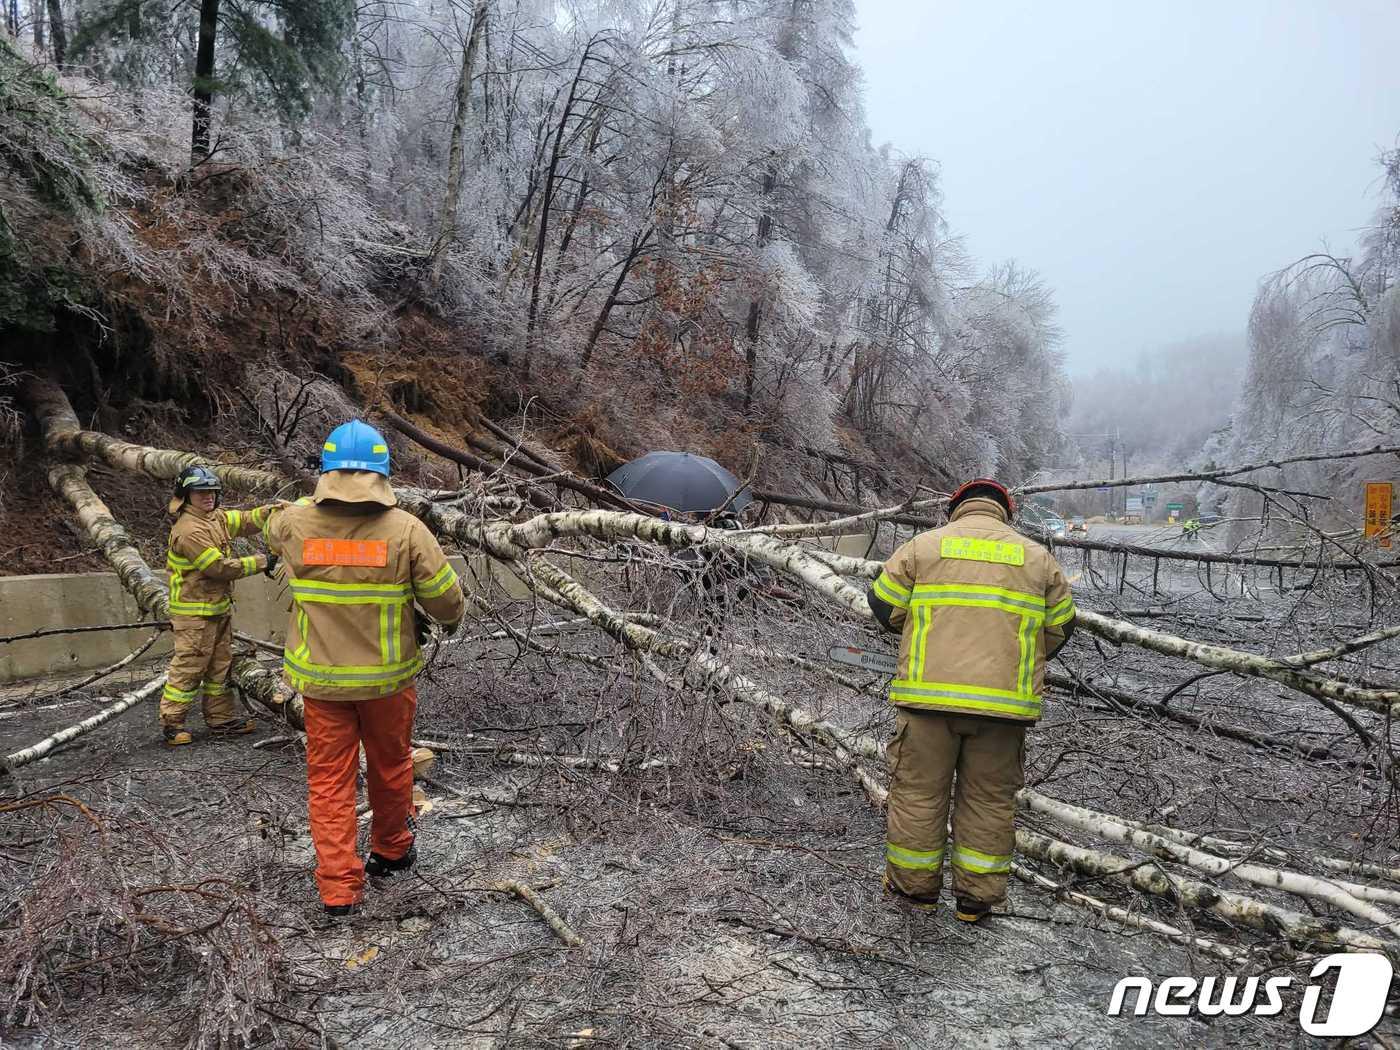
[2,675,166,773]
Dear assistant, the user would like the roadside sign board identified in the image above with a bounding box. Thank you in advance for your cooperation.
[1165,502,1183,511]
[826,645,898,676]
[1365,482,1394,548]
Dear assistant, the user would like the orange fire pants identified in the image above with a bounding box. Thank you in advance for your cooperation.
[303,687,418,906]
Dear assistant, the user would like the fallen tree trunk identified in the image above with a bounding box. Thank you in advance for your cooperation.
[27,377,289,496]
[1018,441,1400,497]
[1075,609,1400,715]
[2,675,166,773]
[1019,791,1398,932]
[1011,864,1245,964]
[28,384,1396,719]
[475,414,562,474]
[1042,533,1400,571]
[381,411,555,511]
[1015,828,1390,954]
[751,489,940,529]
[384,410,635,512]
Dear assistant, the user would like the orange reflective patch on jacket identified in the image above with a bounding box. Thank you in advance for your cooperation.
[303,538,389,567]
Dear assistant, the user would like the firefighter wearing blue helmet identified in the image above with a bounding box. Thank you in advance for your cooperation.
[264,420,465,916]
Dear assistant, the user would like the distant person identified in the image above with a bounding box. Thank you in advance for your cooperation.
[264,421,465,917]
[867,479,1075,922]
[160,466,279,746]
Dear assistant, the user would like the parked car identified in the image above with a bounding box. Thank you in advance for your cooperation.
[1069,516,1087,533]
[1017,505,1068,541]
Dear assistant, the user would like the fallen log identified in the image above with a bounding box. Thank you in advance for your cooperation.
[28,385,1396,719]
[384,410,634,512]
[1011,864,1245,964]
[1015,828,1390,955]
[1042,533,1400,571]
[475,414,562,473]
[1076,609,1400,715]
[27,376,289,496]
[1018,442,1400,497]
[2,675,166,773]
[750,489,940,529]
[1019,792,1398,932]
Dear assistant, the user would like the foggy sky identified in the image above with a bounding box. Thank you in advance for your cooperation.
[853,1,1400,375]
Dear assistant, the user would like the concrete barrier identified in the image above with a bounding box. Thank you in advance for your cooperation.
[0,573,171,684]
[0,555,534,685]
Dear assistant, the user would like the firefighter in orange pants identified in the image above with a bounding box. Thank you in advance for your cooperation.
[162,466,279,745]
[867,479,1076,922]
[264,421,465,916]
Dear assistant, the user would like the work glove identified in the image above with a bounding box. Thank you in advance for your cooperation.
[441,620,460,638]
[414,614,432,649]
[263,553,281,578]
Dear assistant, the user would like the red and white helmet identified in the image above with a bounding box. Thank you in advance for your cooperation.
[947,478,1015,518]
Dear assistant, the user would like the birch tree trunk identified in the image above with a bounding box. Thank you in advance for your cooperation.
[2,676,166,772]
[1019,791,1398,931]
[1015,828,1390,954]
[26,377,287,495]
[27,379,1396,717]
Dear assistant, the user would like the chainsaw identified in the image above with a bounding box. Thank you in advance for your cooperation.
[825,644,897,676]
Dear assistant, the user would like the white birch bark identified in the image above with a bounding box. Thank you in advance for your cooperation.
[2,675,166,772]
[1019,791,1398,932]
[1015,828,1390,954]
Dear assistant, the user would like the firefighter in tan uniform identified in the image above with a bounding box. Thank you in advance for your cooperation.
[264,421,465,917]
[867,479,1075,922]
[162,466,279,745]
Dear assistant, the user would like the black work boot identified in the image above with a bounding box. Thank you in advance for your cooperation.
[365,842,417,878]
[882,873,938,913]
[323,902,360,919]
[955,896,992,923]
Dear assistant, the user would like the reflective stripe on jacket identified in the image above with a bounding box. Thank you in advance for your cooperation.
[869,497,1075,722]
[264,471,466,701]
[166,504,274,617]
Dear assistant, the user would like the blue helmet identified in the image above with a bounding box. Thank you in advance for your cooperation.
[322,420,391,476]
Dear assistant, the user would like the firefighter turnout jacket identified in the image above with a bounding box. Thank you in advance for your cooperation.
[263,470,466,701]
[166,502,276,617]
[868,497,1075,721]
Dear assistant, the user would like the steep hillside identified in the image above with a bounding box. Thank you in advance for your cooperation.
[2,5,1073,572]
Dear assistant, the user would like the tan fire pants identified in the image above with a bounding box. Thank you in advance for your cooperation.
[159,615,236,727]
[885,710,1026,906]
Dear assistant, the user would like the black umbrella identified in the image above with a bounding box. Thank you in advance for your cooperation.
[606,451,752,516]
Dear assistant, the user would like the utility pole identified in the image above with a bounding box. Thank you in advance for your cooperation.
[1107,431,1116,517]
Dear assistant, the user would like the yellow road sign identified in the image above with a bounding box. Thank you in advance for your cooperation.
[1364,482,1393,548]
